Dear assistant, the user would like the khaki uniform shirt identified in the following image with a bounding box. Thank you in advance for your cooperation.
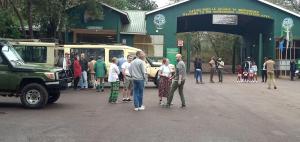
[265,60,275,73]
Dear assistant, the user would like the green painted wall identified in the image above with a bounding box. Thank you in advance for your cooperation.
[146,0,300,61]
[66,3,123,43]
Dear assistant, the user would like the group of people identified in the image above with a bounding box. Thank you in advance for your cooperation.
[208,57,225,83]
[193,56,225,84]
[236,59,258,83]
[237,57,277,89]
[65,51,187,111]
[191,55,278,90]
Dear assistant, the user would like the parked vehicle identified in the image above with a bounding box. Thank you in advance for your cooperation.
[0,40,71,108]
[62,44,174,87]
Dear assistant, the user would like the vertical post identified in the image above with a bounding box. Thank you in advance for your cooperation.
[294,41,296,60]
[73,32,77,43]
[290,40,292,61]
[232,45,236,74]
[285,30,289,76]
[186,33,191,73]
[258,33,263,76]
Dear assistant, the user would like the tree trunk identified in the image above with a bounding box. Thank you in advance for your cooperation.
[27,0,34,39]
[207,34,220,57]
[8,0,26,38]
[58,0,67,43]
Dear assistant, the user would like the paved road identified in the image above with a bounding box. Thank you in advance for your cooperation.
[1,75,300,142]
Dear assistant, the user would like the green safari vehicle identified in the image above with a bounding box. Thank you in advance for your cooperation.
[0,40,69,109]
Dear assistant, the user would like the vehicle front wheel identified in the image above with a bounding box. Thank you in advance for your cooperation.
[47,91,60,104]
[20,83,48,109]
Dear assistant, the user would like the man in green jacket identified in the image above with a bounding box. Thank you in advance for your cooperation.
[94,56,107,92]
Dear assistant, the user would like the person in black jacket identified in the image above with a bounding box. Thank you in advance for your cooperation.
[79,53,89,89]
[194,58,203,84]
[290,60,296,81]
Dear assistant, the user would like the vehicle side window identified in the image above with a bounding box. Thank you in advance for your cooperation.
[71,48,105,61]
[109,50,124,62]
[14,45,47,63]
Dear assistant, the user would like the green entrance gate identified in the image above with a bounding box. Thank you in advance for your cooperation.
[146,0,300,72]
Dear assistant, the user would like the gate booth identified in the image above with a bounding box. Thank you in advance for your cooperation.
[145,0,300,73]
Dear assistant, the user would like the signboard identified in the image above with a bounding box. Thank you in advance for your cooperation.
[177,40,184,47]
[213,15,238,25]
[167,48,179,65]
[282,18,294,30]
[153,14,166,29]
[183,8,271,19]
[122,39,127,45]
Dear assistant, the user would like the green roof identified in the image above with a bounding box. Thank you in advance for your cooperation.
[121,11,147,35]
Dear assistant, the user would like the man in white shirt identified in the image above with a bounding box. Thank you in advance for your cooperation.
[121,55,133,102]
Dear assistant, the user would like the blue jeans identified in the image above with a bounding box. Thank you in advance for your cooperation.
[195,69,202,83]
[133,80,144,108]
[80,71,88,88]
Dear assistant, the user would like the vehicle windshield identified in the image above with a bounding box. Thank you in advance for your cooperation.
[2,44,25,66]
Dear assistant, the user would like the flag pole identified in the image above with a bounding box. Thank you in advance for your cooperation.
[285,30,289,76]
[294,41,296,60]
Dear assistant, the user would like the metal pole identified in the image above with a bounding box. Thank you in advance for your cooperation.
[258,33,263,76]
[294,41,296,60]
[285,30,289,76]
[290,40,292,61]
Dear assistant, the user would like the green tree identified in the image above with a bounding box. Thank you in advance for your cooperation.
[0,9,21,38]
[126,0,158,10]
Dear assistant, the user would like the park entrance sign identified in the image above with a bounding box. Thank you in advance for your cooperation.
[146,0,300,72]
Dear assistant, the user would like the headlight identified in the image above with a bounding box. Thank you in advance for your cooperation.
[44,72,56,80]
[296,70,299,74]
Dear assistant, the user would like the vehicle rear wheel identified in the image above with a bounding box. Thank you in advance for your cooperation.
[20,83,48,109]
[47,91,60,104]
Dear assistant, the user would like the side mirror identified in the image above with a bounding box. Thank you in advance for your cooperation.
[2,45,9,52]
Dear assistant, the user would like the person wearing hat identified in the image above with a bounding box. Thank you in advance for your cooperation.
[94,56,107,92]
[217,58,224,83]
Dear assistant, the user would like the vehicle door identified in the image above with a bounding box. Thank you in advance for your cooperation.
[0,47,16,91]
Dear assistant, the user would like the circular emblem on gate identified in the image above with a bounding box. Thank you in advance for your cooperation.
[153,14,166,29]
[282,18,294,30]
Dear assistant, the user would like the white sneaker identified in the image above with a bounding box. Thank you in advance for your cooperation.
[134,108,139,111]
[139,105,145,110]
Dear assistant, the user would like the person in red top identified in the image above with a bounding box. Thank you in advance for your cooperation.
[73,56,82,90]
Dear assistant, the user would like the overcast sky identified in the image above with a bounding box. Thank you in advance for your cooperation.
[153,0,170,7]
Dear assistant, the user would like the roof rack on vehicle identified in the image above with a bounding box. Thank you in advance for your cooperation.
[0,38,41,42]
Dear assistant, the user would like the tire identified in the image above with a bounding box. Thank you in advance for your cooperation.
[154,72,159,88]
[47,91,60,104]
[20,83,48,109]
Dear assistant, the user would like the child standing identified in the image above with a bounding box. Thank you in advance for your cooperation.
[243,70,249,82]
[251,62,258,83]
[237,65,243,82]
